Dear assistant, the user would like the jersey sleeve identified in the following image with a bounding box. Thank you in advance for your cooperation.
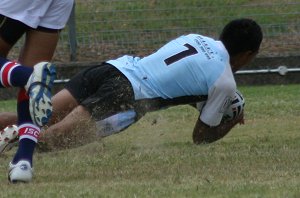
[199,65,236,127]
[196,101,206,112]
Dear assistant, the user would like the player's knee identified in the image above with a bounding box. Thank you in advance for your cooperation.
[75,105,92,118]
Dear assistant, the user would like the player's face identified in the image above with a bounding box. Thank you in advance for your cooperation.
[232,51,258,72]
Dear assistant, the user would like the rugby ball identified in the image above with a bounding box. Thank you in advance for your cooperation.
[222,90,245,122]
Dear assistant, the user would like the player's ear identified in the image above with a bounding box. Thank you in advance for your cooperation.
[246,50,258,57]
[244,50,258,64]
[232,50,258,71]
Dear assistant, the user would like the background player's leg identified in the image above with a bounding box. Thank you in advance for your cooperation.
[48,89,79,126]
[0,112,17,129]
[40,105,95,151]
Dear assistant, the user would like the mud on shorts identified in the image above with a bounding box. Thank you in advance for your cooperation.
[65,63,136,121]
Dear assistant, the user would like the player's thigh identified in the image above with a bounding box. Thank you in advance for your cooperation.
[81,64,135,121]
[49,88,79,125]
[18,30,60,66]
[0,14,28,57]
[46,105,92,137]
[41,105,95,150]
[58,105,91,128]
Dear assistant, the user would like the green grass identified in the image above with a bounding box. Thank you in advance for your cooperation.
[0,84,300,197]
[0,100,16,112]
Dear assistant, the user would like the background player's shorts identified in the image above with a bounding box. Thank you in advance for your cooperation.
[0,0,74,29]
[65,63,136,121]
[0,15,29,45]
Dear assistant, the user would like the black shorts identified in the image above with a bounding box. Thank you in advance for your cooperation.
[0,14,60,46]
[65,63,136,121]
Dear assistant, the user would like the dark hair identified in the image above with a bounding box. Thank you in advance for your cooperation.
[219,18,263,56]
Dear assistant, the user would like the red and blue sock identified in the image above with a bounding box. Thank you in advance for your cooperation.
[0,57,32,88]
[12,87,40,167]
[0,57,41,167]
[0,57,39,166]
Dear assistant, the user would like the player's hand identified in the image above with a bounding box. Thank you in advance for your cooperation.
[226,111,244,126]
[236,111,244,125]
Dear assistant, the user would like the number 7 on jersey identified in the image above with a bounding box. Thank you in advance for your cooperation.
[164,43,198,65]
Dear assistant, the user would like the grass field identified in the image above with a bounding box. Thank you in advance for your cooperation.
[0,84,299,197]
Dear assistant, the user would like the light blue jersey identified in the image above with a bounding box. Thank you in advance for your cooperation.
[107,34,236,126]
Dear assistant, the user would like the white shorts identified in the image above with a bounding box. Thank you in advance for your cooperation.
[0,0,74,29]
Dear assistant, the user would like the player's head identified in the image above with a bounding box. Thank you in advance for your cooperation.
[220,18,263,56]
[219,18,263,71]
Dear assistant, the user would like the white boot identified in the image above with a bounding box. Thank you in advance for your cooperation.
[8,160,33,183]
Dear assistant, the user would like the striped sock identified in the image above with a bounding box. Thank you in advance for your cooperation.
[12,124,40,167]
[12,89,40,166]
[12,137,37,167]
[0,58,32,88]
[17,89,32,124]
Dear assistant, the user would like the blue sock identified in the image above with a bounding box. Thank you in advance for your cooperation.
[17,90,32,124]
[12,139,36,167]
[10,66,33,87]
[0,57,32,88]
[12,89,38,167]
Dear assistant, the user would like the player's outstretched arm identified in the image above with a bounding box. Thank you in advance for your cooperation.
[192,113,244,144]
